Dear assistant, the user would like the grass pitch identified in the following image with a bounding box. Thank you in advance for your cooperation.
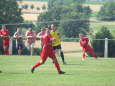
[0,55,115,86]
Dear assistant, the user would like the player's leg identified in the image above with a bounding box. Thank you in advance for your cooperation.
[31,50,47,73]
[82,49,87,61]
[3,40,9,55]
[87,46,97,59]
[30,43,34,56]
[55,45,66,64]
[60,50,66,64]
[26,43,31,55]
[49,52,65,74]
[18,44,23,55]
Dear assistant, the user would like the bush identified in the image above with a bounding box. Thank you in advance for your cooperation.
[92,26,115,57]
[97,2,115,21]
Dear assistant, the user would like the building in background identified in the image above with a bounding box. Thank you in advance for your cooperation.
[17,0,48,21]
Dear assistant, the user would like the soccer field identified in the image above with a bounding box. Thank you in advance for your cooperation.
[0,56,115,86]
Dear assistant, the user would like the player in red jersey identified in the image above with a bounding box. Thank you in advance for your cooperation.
[31,28,65,74]
[79,33,97,60]
[0,25,10,55]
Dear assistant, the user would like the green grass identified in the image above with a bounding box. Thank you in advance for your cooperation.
[0,55,115,86]
[84,1,106,5]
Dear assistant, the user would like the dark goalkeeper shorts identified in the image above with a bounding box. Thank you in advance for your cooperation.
[53,45,62,50]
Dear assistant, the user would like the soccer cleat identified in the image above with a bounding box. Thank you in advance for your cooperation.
[31,68,35,73]
[58,71,65,74]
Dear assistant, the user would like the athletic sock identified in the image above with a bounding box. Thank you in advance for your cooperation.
[60,51,65,63]
[83,53,86,59]
[4,50,7,55]
[6,50,9,55]
[54,62,61,73]
[32,61,41,69]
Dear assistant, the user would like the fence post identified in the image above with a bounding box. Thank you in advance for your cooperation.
[104,38,108,58]
[9,37,13,55]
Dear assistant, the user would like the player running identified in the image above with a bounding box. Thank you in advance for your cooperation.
[13,28,24,55]
[0,25,10,55]
[79,33,97,60]
[50,24,66,64]
[31,28,65,74]
[25,28,36,55]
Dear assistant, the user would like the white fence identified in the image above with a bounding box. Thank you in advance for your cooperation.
[7,37,115,57]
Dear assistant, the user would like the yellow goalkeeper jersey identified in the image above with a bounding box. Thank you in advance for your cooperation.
[50,31,61,46]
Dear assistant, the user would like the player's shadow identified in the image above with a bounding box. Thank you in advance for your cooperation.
[2,72,25,75]
[64,63,82,65]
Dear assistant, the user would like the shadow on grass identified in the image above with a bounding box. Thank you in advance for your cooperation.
[2,72,26,75]
[64,63,82,65]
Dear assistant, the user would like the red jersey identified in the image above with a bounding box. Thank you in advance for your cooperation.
[40,34,56,59]
[80,37,89,48]
[0,29,10,40]
[0,29,10,46]
[42,34,53,49]
[26,31,36,44]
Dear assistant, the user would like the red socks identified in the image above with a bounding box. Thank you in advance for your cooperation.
[4,50,9,55]
[54,62,61,73]
[83,53,86,59]
[32,60,62,73]
[32,61,41,69]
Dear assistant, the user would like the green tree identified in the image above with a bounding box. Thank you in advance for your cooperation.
[97,2,115,21]
[0,0,23,35]
[92,26,115,57]
[59,8,90,37]
[37,0,91,37]
[37,6,63,29]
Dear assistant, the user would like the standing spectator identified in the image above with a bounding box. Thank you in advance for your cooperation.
[13,28,24,55]
[79,33,97,60]
[25,28,36,55]
[0,25,10,55]
[37,28,46,48]
[50,24,66,64]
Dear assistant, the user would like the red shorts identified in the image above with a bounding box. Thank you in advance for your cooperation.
[3,40,9,47]
[83,45,93,52]
[40,46,56,60]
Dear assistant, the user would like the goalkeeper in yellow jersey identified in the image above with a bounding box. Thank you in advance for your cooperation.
[50,24,66,64]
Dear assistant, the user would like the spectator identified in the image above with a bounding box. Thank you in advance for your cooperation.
[13,28,24,55]
[25,28,36,55]
[0,25,10,55]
